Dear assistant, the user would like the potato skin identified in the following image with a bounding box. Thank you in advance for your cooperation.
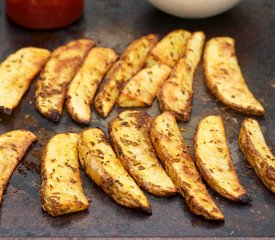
[145,29,191,68]
[194,115,250,203]
[94,34,158,118]
[66,47,118,124]
[109,110,177,197]
[41,133,89,217]
[203,37,264,116]
[118,64,171,107]
[239,118,275,194]
[35,39,95,122]
[0,130,37,204]
[78,128,151,214]
[0,47,50,115]
[150,112,224,220]
[158,32,205,121]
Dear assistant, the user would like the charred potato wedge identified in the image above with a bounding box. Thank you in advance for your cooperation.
[118,64,171,107]
[41,133,89,216]
[0,130,37,204]
[109,110,177,196]
[194,115,250,202]
[150,112,224,220]
[36,39,95,122]
[158,32,205,121]
[94,34,158,117]
[203,37,264,115]
[67,47,118,124]
[0,47,50,115]
[78,128,151,214]
[239,118,275,194]
[145,29,191,68]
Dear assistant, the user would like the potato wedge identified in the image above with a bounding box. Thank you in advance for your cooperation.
[94,34,158,117]
[194,115,250,202]
[109,110,177,196]
[35,39,95,122]
[158,32,205,121]
[78,128,151,214]
[239,118,275,194]
[66,47,118,124]
[0,47,50,115]
[150,112,224,220]
[145,29,191,68]
[41,133,89,216]
[0,130,37,204]
[118,64,171,107]
[203,37,264,115]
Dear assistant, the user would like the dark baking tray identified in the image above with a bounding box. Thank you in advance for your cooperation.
[0,0,274,237]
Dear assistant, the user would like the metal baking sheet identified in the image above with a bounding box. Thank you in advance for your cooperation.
[0,0,274,237]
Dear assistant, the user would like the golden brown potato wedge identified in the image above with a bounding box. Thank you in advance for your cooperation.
[0,130,37,204]
[194,115,250,202]
[145,29,191,68]
[0,47,50,115]
[239,118,275,194]
[35,39,95,122]
[66,47,118,124]
[94,34,158,117]
[41,133,89,217]
[150,112,224,220]
[203,37,264,115]
[118,64,171,107]
[158,32,205,121]
[109,110,177,196]
[78,128,151,214]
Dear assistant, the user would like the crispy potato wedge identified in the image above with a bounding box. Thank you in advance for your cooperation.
[150,112,224,220]
[0,130,37,204]
[203,37,264,115]
[239,118,275,194]
[109,110,177,196]
[158,32,205,121]
[41,133,89,216]
[35,39,95,122]
[66,47,118,124]
[0,47,50,115]
[118,64,171,107]
[94,34,158,117]
[194,115,250,202]
[145,29,191,68]
[78,128,151,214]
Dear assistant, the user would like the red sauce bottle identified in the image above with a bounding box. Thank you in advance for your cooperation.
[6,0,84,30]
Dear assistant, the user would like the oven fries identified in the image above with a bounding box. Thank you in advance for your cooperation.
[94,34,158,117]
[41,133,89,216]
[150,112,224,220]
[194,115,250,202]
[0,47,50,115]
[158,31,205,121]
[109,110,177,196]
[36,39,95,121]
[239,118,275,194]
[0,130,37,204]
[118,64,171,107]
[67,47,118,124]
[203,37,264,115]
[78,128,151,214]
[145,29,191,68]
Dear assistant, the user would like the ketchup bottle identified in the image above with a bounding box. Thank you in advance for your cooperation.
[6,0,84,30]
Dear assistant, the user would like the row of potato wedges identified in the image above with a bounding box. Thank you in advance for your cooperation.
[0,29,264,124]
[0,111,274,220]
